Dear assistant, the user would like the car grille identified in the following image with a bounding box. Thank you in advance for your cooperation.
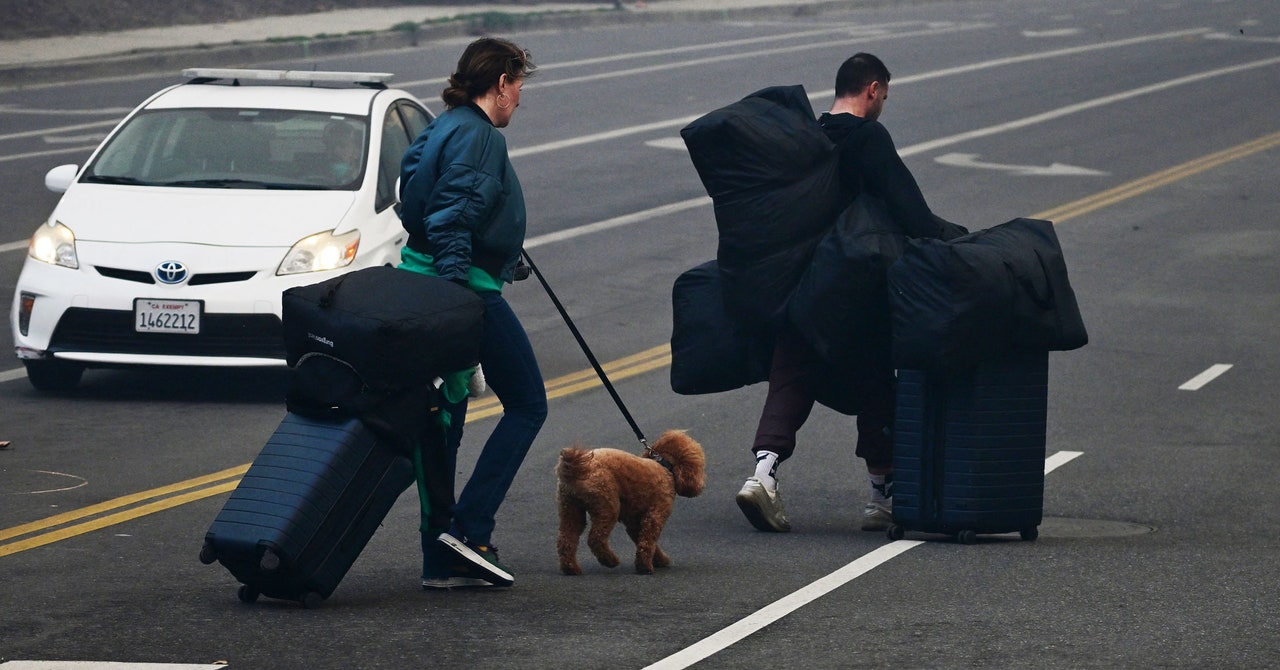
[48,308,285,359]
[94,266,259,286]
[96,267,154,283]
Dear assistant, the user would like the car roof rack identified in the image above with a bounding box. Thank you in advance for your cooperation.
[181,68,394,89]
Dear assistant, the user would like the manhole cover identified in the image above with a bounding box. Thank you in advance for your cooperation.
[1038,516,1155,538]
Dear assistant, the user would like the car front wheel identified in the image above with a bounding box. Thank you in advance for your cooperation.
[24,359,85,393]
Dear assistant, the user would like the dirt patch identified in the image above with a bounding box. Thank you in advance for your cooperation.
[0,1,562,40]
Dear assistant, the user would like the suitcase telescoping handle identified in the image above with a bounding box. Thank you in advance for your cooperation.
[520,248,650,452]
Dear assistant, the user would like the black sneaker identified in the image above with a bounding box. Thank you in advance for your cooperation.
[437,531,515,587]
[422,570,495,590]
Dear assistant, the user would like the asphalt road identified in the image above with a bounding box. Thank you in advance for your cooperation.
[2,0,1280,668]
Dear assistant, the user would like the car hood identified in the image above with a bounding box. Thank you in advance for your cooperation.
[54,185,359,247]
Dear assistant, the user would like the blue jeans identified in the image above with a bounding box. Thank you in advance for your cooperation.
[430,290,547,549]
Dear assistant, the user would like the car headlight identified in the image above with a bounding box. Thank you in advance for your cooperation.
[277,229,360,275]
[29,221,79,269]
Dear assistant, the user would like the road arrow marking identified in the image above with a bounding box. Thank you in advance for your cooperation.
[935,152,1109,176]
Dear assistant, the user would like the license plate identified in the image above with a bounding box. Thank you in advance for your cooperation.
[134,299,202,334]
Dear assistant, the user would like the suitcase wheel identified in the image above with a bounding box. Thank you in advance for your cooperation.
[886,524,905,541]
[956,530,978,545]
[237,585,260,604]
[198,541,217,565]
[1020,527,1039,542]
[300,591,323,609]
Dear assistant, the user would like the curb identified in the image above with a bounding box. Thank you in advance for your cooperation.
[0,0,885,89]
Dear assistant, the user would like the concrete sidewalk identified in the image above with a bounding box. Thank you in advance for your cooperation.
[0,0,854,87]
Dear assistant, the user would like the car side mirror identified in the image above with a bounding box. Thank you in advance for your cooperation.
[45,164,79,194]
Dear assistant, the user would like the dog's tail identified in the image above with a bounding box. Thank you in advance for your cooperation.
[556,447,593,484]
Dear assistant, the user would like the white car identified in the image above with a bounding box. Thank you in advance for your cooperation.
[10,68,433,391]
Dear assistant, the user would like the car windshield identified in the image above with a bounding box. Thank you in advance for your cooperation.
[82,108,370,190]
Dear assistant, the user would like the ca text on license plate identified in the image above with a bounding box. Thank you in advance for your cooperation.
[135,299,202,334]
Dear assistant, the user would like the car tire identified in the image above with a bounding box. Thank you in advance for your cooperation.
[24,359,85,393]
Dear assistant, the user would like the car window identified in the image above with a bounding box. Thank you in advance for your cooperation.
[376,104,415,212]
[82,108,371,191]
[399,103,431,138]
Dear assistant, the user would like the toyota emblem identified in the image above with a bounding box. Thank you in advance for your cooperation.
[155,261,189,285]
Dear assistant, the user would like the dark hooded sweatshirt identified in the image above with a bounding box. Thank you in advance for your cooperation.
[818,112,967,241]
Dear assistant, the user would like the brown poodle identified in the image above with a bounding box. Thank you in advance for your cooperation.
[556,430,706,575]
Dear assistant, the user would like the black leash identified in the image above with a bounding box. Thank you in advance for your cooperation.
[520,248,651,453]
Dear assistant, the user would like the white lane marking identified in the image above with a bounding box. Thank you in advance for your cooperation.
[1023,28,1082,38]
[0,28,1209,163]
[1178,364,1233,390]
[899,55,1280,158]
[0,119,118,142]
[642,540,925,670]
[43,134,108,144]
[1,239,27,253]
[5,47,1267,254]
[524,197,709,248]
[394,21,942,89]
[510,115,699,158]
[523,24,986,91]
[0,368,27,384]
[508,28,1208,159]
[0,144,95,164]
[645,451,1084,669]
[0,105,133,116]
[644,137,688,151]
[0,664,227,669]
[1205,32,1280,44]
[1045,451,1084,474]
[935,152,1108,176]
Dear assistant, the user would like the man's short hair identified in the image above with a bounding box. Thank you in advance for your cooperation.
[834,52,891,97]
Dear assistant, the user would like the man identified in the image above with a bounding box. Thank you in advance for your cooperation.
[735,52,967,534]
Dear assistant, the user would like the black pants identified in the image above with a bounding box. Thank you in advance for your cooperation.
[751,329,895,470]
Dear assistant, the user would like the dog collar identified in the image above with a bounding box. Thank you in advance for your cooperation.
[646,452,676,476]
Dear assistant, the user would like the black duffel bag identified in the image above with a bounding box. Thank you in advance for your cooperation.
[888,217,1088,372]
[681,85,846,328]
[282,266,484,391]
[670,260,774,395]
[285,352,444,457]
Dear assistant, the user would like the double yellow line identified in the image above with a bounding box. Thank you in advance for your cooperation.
[4,130,1279,558]
[1035,129,1280,223]
[0,345,672,558]
[0,465,247,557]
[465,343,671,422]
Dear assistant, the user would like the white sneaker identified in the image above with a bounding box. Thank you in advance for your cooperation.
[736,477,791,532]
[861,501,892,531]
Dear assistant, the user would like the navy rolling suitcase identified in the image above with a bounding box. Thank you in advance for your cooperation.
[199,412,414,607]
[887,351,1048,544]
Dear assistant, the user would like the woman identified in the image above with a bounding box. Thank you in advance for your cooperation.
[398,37,546,589]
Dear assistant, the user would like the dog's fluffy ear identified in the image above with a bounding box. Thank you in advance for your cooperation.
[653,430,706,498]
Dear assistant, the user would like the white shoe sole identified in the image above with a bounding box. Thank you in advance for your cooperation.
[735,482,791,533]
[437,533,514,586]
[422,577,494,589]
